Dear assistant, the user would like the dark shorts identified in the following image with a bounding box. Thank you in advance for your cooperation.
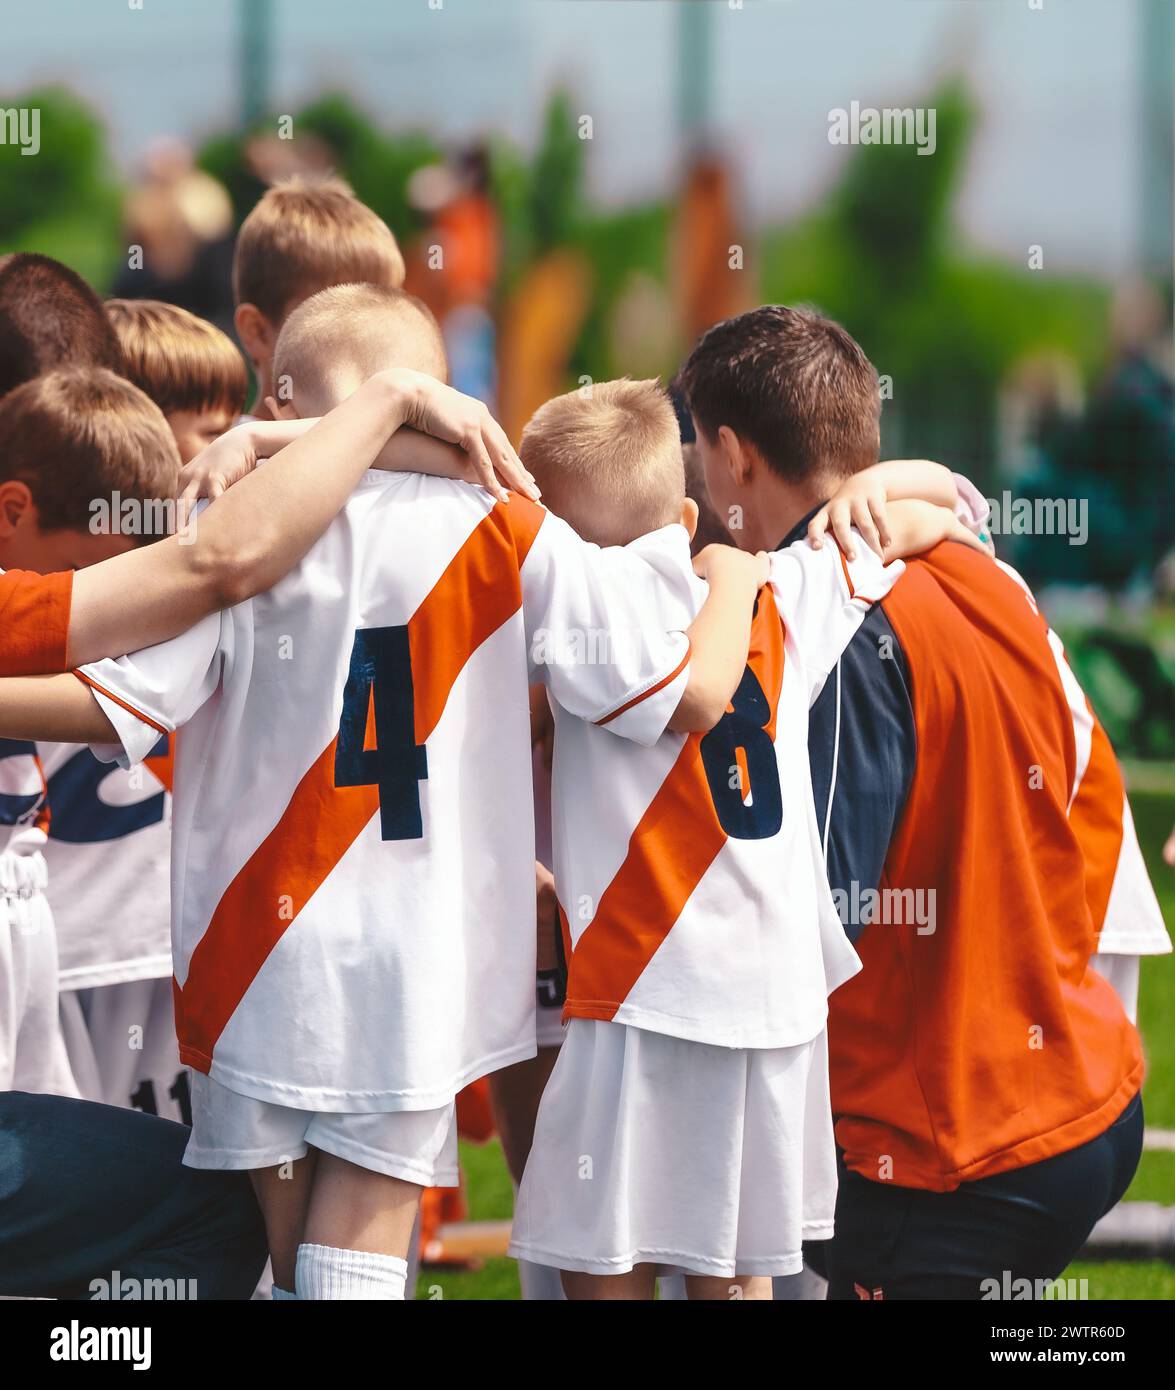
[0,1090,267,1300]
[809,1090,1144,1300]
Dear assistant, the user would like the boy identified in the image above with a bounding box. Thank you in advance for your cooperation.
[106,299,249,462]
[46,300,248,1118]
[676,304,1153,1297]
[4,284,762,1300]
[232,175,406,416]
[0,368,180,1098]
[506,379,975,1299]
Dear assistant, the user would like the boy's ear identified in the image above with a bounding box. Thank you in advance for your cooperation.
[717,424,753,487]
[680,496,699,541]
[234,302,277,366]
[0,480,35,540]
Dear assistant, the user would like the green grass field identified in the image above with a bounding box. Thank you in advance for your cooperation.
[419,785,1175,1301]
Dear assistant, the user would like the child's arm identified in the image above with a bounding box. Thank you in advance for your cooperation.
[669,544,768,732]
[68,370,528,668]
[880,500,989,564]
[176,416,536,512]
[0,673,117,744]
[807,460,957,560]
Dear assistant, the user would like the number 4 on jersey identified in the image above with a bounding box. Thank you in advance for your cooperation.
[335,627,428,840]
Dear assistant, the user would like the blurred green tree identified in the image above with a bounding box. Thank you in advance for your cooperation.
[760,79,1108,482]
[0,86,122,288]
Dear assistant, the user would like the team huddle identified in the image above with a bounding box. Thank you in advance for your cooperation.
[0,175,1168,1301]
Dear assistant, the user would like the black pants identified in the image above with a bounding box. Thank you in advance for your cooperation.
[0,1091,267,1299]
[811,1091,1144,1300]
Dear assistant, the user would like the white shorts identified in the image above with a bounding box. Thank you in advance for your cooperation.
[0,844,77,1097]
[184,1071,460,1187]
[509,1018,837,1279]
[59,976,188,1118]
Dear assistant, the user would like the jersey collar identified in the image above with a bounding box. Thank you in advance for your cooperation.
[777,501,829,552]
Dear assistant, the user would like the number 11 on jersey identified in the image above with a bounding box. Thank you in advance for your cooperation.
[335,626,428,841]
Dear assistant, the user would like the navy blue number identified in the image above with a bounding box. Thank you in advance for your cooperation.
[335,626,427,840]
[130,1071,192,1125]
[45,738,169,843]
[699,665,782,840]
[0,738,42,826]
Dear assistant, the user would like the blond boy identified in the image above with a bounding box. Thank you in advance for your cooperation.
[106,299,248,462]
[232,176,406,415]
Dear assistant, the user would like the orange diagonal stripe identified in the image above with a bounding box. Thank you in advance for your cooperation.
[564,588,784,1020]
[563,736,727,1020]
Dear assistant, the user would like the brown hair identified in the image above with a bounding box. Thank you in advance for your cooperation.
[233,175,406,324]
[274,283,447,413]
[0,368,180,540]
[520,379,685,547]
[106,299,248,420]
[0,254,123,401]
[677,304,881,483]
[107,296,250,419]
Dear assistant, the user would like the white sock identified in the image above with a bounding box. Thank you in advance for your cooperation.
[271,1285,298,1300]
[295,1242,408,1300]
[403,1207,421,1301]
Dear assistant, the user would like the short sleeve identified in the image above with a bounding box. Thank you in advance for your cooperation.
[77,612,225,767]
[0,568,73,676]
[952,472,990,533]
[769,534,905,702]
[519,508,691,747]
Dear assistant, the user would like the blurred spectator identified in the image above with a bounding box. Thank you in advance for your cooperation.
[408,145,500,407]
[1007,278,1174,592]
[110,139,235,330]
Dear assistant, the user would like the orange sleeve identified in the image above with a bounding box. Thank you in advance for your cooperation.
[0,568,73,676]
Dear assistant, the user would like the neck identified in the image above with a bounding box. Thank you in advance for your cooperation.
[736,471,831,552]
[249,364,275,419]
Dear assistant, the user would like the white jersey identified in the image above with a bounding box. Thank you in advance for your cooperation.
[996,561,1170,960]
[554,527,898,1050]
[80,475,690,1113]
[37,741,173,990]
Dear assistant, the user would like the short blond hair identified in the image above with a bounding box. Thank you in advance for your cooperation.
[233,175,406,325]
[0,367,179,541]
[273,283,447,414]
[520,379,685,546]
[106,299,248,420]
